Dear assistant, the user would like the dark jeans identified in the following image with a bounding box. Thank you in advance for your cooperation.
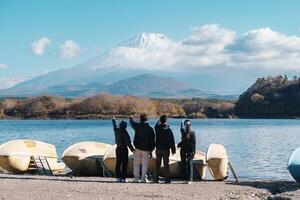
[155,149,170,181]
[180,149,193,181]
[115,146,128,179]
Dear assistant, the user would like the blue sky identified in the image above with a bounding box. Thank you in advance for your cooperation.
[1,0,300,93]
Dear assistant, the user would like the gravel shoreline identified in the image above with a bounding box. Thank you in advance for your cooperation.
[0,174,299,200]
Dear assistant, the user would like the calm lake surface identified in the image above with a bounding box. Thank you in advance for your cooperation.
[0,119,299,181]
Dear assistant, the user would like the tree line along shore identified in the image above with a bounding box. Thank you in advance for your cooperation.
[1,75,300,119]
[0,93,235,119]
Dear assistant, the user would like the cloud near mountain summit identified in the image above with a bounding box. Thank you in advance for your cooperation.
[3,24,300,91]
[110,24,300,73]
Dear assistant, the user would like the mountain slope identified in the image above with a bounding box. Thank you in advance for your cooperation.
[50,73,206,98]
[97,73,205,97]
[0,33,173,95]
[0,33,222,98]
[0,73,207,98]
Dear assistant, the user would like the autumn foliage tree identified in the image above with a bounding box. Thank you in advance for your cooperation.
[69,93,156,117]
[0,93,235,119]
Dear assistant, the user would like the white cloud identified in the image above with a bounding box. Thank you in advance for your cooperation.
[182,24,236,52]
[102,25,300,74]
[14,24,300,92]
[0,76,31,89]
[60,40,81,60]
[227,27,300,72]
[0,64,8,69]
[229,27,300,52]
[106,26,235,72]
[0,78,20,89]
[30,37,51,56]
[0,72,49,90]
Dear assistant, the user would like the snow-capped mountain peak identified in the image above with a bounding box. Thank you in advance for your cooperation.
[77,32,176,71]
[119,32,171,48]
[1,32,178,92]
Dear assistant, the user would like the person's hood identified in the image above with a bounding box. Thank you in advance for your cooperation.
[119,121,127,129]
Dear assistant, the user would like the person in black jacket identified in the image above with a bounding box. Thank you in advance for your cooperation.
[129,114,155,183]
[112,116,135,183]
[154,115,176,184]
[177,119,196,184]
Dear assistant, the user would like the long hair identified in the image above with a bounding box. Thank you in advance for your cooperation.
[184,120,192,139]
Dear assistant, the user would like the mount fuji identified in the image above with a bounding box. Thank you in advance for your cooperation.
[0,33,224,98]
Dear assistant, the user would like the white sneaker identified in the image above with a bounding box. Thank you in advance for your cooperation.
[186,181,192,184]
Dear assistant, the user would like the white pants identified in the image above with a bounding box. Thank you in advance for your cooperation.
[133,148,150,180]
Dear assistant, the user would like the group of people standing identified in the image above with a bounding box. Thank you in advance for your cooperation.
[112,114,196,184]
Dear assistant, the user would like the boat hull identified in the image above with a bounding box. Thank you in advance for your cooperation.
[206,144,228,181]
[62,142,111,176]
[167,150,206,179]
[288,147,300,182]
[0,140,64,174]
[103,145,206,179]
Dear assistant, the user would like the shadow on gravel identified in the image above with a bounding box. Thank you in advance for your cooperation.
[0,175,186,184]
[0,175,115,183]
[227,181,300,200]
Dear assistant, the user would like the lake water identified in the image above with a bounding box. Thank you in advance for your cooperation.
[0,119,299,181]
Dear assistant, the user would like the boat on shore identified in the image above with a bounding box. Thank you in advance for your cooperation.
[206,143,228,181]
[62,141,111,176]
[103,145,206,179]
[0,139,65,174]
[288,147,300,182]
[167,149,206,179]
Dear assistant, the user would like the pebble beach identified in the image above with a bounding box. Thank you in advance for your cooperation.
[0,174,299,200]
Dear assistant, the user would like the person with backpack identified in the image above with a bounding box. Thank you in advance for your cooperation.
[153,115,176,184]
[177,119,196,184]
[129,114,155,183]
[112,116,135,183]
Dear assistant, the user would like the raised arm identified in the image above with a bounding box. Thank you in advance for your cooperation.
[178,120,185,148]
[112,116,118,131]
[129,115,138,129]
[180,120,185,134]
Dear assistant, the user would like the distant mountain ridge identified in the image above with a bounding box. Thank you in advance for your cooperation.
[98,74,206,98]
[0,74,208,98]
[0,33,237,99]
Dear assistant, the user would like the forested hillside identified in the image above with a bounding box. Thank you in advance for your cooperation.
[235,75,300,118]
